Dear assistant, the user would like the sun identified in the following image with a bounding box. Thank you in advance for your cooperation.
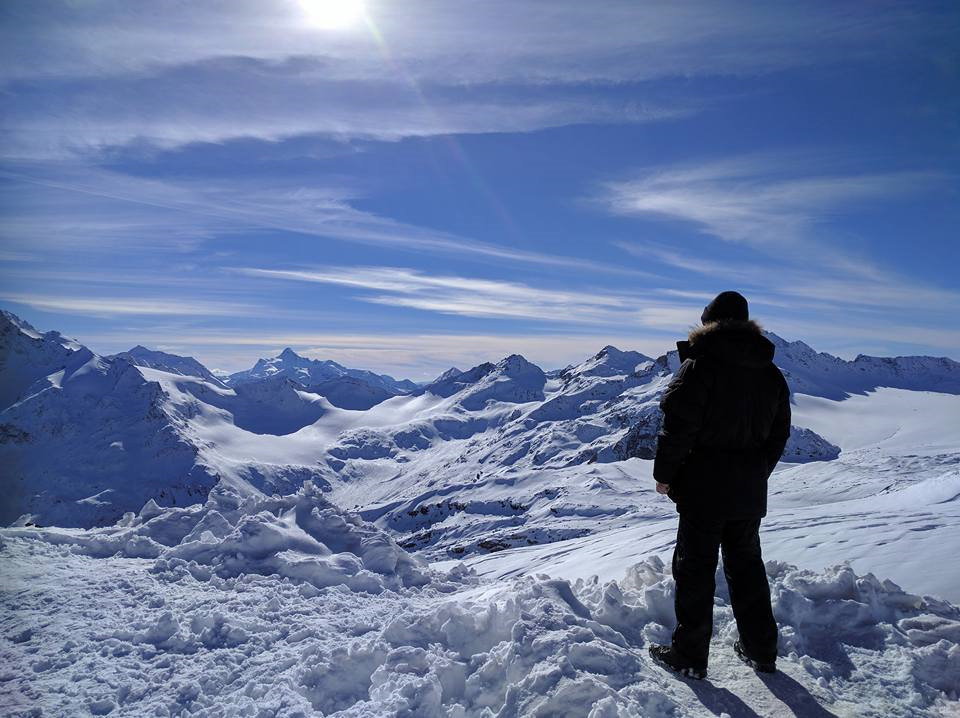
[298,0,366,29]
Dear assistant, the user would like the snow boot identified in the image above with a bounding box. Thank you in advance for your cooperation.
[648,645,707,680]
[734,640,776,673]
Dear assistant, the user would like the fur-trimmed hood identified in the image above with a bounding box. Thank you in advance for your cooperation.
[678,319,775,367]
[688,318,764,344]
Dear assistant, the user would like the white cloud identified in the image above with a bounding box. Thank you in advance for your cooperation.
[0,164,654,278]
[2,2,943,84]
[618,238,960,317]
[234,265,649,325]
[1,2,949,155]
[602,158,942,246]
[0,293,261,318]
[0,78,686,160]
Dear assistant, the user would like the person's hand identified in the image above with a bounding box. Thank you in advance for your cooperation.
[655,482,670,495]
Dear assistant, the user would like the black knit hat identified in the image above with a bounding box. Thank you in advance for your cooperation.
[701,291,749,324]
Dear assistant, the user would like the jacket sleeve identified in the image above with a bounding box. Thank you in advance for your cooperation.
[653,358,710,485]
[762,371,791,475]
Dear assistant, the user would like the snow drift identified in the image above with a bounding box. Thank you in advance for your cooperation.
[7,481,431,594]
[2,505,958,717]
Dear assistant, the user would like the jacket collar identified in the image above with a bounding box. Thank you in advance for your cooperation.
[676,319,774,367]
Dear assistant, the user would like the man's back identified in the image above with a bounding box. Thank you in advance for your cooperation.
[653,318,791,519]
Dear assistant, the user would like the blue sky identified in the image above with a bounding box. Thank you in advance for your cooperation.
[1,1,958,379]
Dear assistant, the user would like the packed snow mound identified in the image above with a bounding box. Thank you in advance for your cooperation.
[110,345,225,386]
[228,347,416,394]
[156,482,432,592]
[3,536,958,717]
[7,482,432,593]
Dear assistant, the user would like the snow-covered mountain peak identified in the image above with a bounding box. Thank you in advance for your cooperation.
[1,308,83,351]
[419,361,496,397]
[1,309,87,409]
[495,353,543,378]
[766,331,834,364]
[229,348,415,396]
[111,345,224,386]
[307,375,394,410]
[569,345,655,379]
[418,355,546,407]
[1,308,38,336]
[444,354,547,409]
[432,366,463,383]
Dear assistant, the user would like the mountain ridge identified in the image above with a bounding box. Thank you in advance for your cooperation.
[228,346,418,396]
[1,307,958,540]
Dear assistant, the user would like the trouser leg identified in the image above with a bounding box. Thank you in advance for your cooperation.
[671,513,722,667]
[721,518,778,664]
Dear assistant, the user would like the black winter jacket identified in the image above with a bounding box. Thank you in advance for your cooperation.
[653,320,791,519]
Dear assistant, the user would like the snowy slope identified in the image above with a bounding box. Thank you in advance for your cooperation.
[2,308,958,586]
[0,351,216,528]
[3,307,957,556]
[307,375,395,410]
[3,308,960,715]
[110,345,226,387]
[0,316,337,526]
[324,347,840,561]
[457,387,960,604]
[3,486,959,717]
[0,310,85,410]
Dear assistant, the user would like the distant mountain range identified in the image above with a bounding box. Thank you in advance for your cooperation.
[2,308,958,537]
[227,347,418,396]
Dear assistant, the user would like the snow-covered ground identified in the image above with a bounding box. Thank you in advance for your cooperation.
[3,482,959,717]
[3,309,960,715]
[459,388,960,605]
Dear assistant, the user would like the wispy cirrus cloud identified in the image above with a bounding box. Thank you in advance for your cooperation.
[1,2,951,156]
[2,2,945,84]
[0,73,686,160]
[602,157,944,246]
[233,265,655,325]
[617,238,960,316]
[0,293,261,318]
[0,163,655,279]
[602,154,959,345]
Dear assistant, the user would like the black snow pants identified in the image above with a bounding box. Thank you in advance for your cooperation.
[670,513,778,668]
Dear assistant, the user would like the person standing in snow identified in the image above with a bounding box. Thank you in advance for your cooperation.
[648,291,790,680]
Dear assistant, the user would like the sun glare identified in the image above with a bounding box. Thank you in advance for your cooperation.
[299,0,365,29]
